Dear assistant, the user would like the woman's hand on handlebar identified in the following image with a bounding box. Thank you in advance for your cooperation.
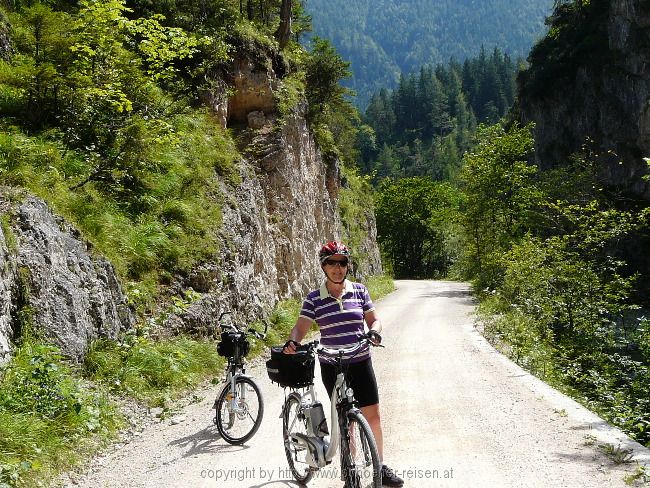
[282,339,300,354]
[366,330,383,347]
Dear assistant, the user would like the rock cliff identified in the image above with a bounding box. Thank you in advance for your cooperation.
[167,105,343,332]
[0,192,135,361]
[517,0,650,198]
[0,202,16,361]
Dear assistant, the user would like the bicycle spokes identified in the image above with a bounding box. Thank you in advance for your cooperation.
[342,413,380,488]
[283,394,314,484]
[215,376,264,445]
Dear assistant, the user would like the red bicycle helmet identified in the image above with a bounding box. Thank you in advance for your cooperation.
[318,241,351,264]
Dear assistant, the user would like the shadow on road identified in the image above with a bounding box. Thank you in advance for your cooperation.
[416,289,475,304]
[168,425,252,457]
[416,289,471,297]
[552,449,614,465]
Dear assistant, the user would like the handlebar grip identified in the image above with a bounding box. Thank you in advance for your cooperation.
[250,329,266,339]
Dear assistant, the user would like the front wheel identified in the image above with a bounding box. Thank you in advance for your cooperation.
[214,376,264,445]
[340,410,382,488]
[282,392,314,484]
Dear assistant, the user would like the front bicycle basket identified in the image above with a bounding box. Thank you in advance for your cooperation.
[266,347,314,388]
[217,331,250,358]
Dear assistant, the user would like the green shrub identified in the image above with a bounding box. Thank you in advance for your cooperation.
[276,71,306,118]
[0,343,121,487]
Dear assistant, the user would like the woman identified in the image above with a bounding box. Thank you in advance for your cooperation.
[283,241,404,487]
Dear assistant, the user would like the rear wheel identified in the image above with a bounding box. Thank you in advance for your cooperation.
[283,393,314,484]
[214,376,263,445]
[340,410,381,488]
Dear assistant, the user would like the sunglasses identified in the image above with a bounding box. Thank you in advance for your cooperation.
[324,259,349,267]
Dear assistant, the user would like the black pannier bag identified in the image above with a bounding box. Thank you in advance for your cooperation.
[266,346,315,387]
[217,331,250,358]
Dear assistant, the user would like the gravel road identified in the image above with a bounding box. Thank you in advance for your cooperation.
[64,280,650,488]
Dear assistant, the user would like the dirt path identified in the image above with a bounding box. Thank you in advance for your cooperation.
[64,281,650,487]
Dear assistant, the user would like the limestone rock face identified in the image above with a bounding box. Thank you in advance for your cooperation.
[166,103,379,332]
[199,47,285,129]
[518,0,650,198]
[228,57,279,123]
[0,196,134,360]
[169,49,383,334]
[0,208,16,362]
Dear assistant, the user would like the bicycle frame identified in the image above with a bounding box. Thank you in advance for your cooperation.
[286,357,361,468]
[328,370,352,461]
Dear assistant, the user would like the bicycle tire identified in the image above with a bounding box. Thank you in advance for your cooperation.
[215,376,264,445]
[340,410,381,488]
[282,392,314,484]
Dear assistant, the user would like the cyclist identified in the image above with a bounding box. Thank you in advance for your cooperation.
[284,241,404,487]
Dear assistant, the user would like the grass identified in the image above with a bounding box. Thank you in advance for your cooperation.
[83,334,223,408]
[0,343,123,488]
[366,274,395,301]
[623,463,650,485]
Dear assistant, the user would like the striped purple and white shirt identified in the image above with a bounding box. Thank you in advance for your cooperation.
[299,280,375,364]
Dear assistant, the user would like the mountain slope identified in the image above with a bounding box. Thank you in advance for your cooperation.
[306,0,554,106]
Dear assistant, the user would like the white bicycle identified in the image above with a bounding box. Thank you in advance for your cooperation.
[213,312,267,445]
[266,333,383,487]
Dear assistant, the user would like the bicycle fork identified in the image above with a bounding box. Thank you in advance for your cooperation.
[214,371,247,415]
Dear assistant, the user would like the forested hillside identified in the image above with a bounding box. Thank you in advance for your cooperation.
[306,0,553,105]
[361,48,518,181]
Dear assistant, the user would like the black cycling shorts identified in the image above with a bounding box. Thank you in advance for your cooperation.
[320,357,379,408]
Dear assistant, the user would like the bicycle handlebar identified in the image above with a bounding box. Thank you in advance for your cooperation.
[294,332,383,357]
[248,322,268,340]
[216,311,268,340]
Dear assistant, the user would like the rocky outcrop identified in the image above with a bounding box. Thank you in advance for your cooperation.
[0,196,135,360]
[518,0,650,199]
[166,101,381,332]
[0,205,16,362]
[169,49,382,334]
[228,56,279,123]
[198,44,286,129]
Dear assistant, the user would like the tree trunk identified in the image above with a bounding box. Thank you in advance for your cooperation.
[275,0,292,49]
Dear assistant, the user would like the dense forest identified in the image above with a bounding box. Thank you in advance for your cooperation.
[305,0,553,105]
[360,47,518,182]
